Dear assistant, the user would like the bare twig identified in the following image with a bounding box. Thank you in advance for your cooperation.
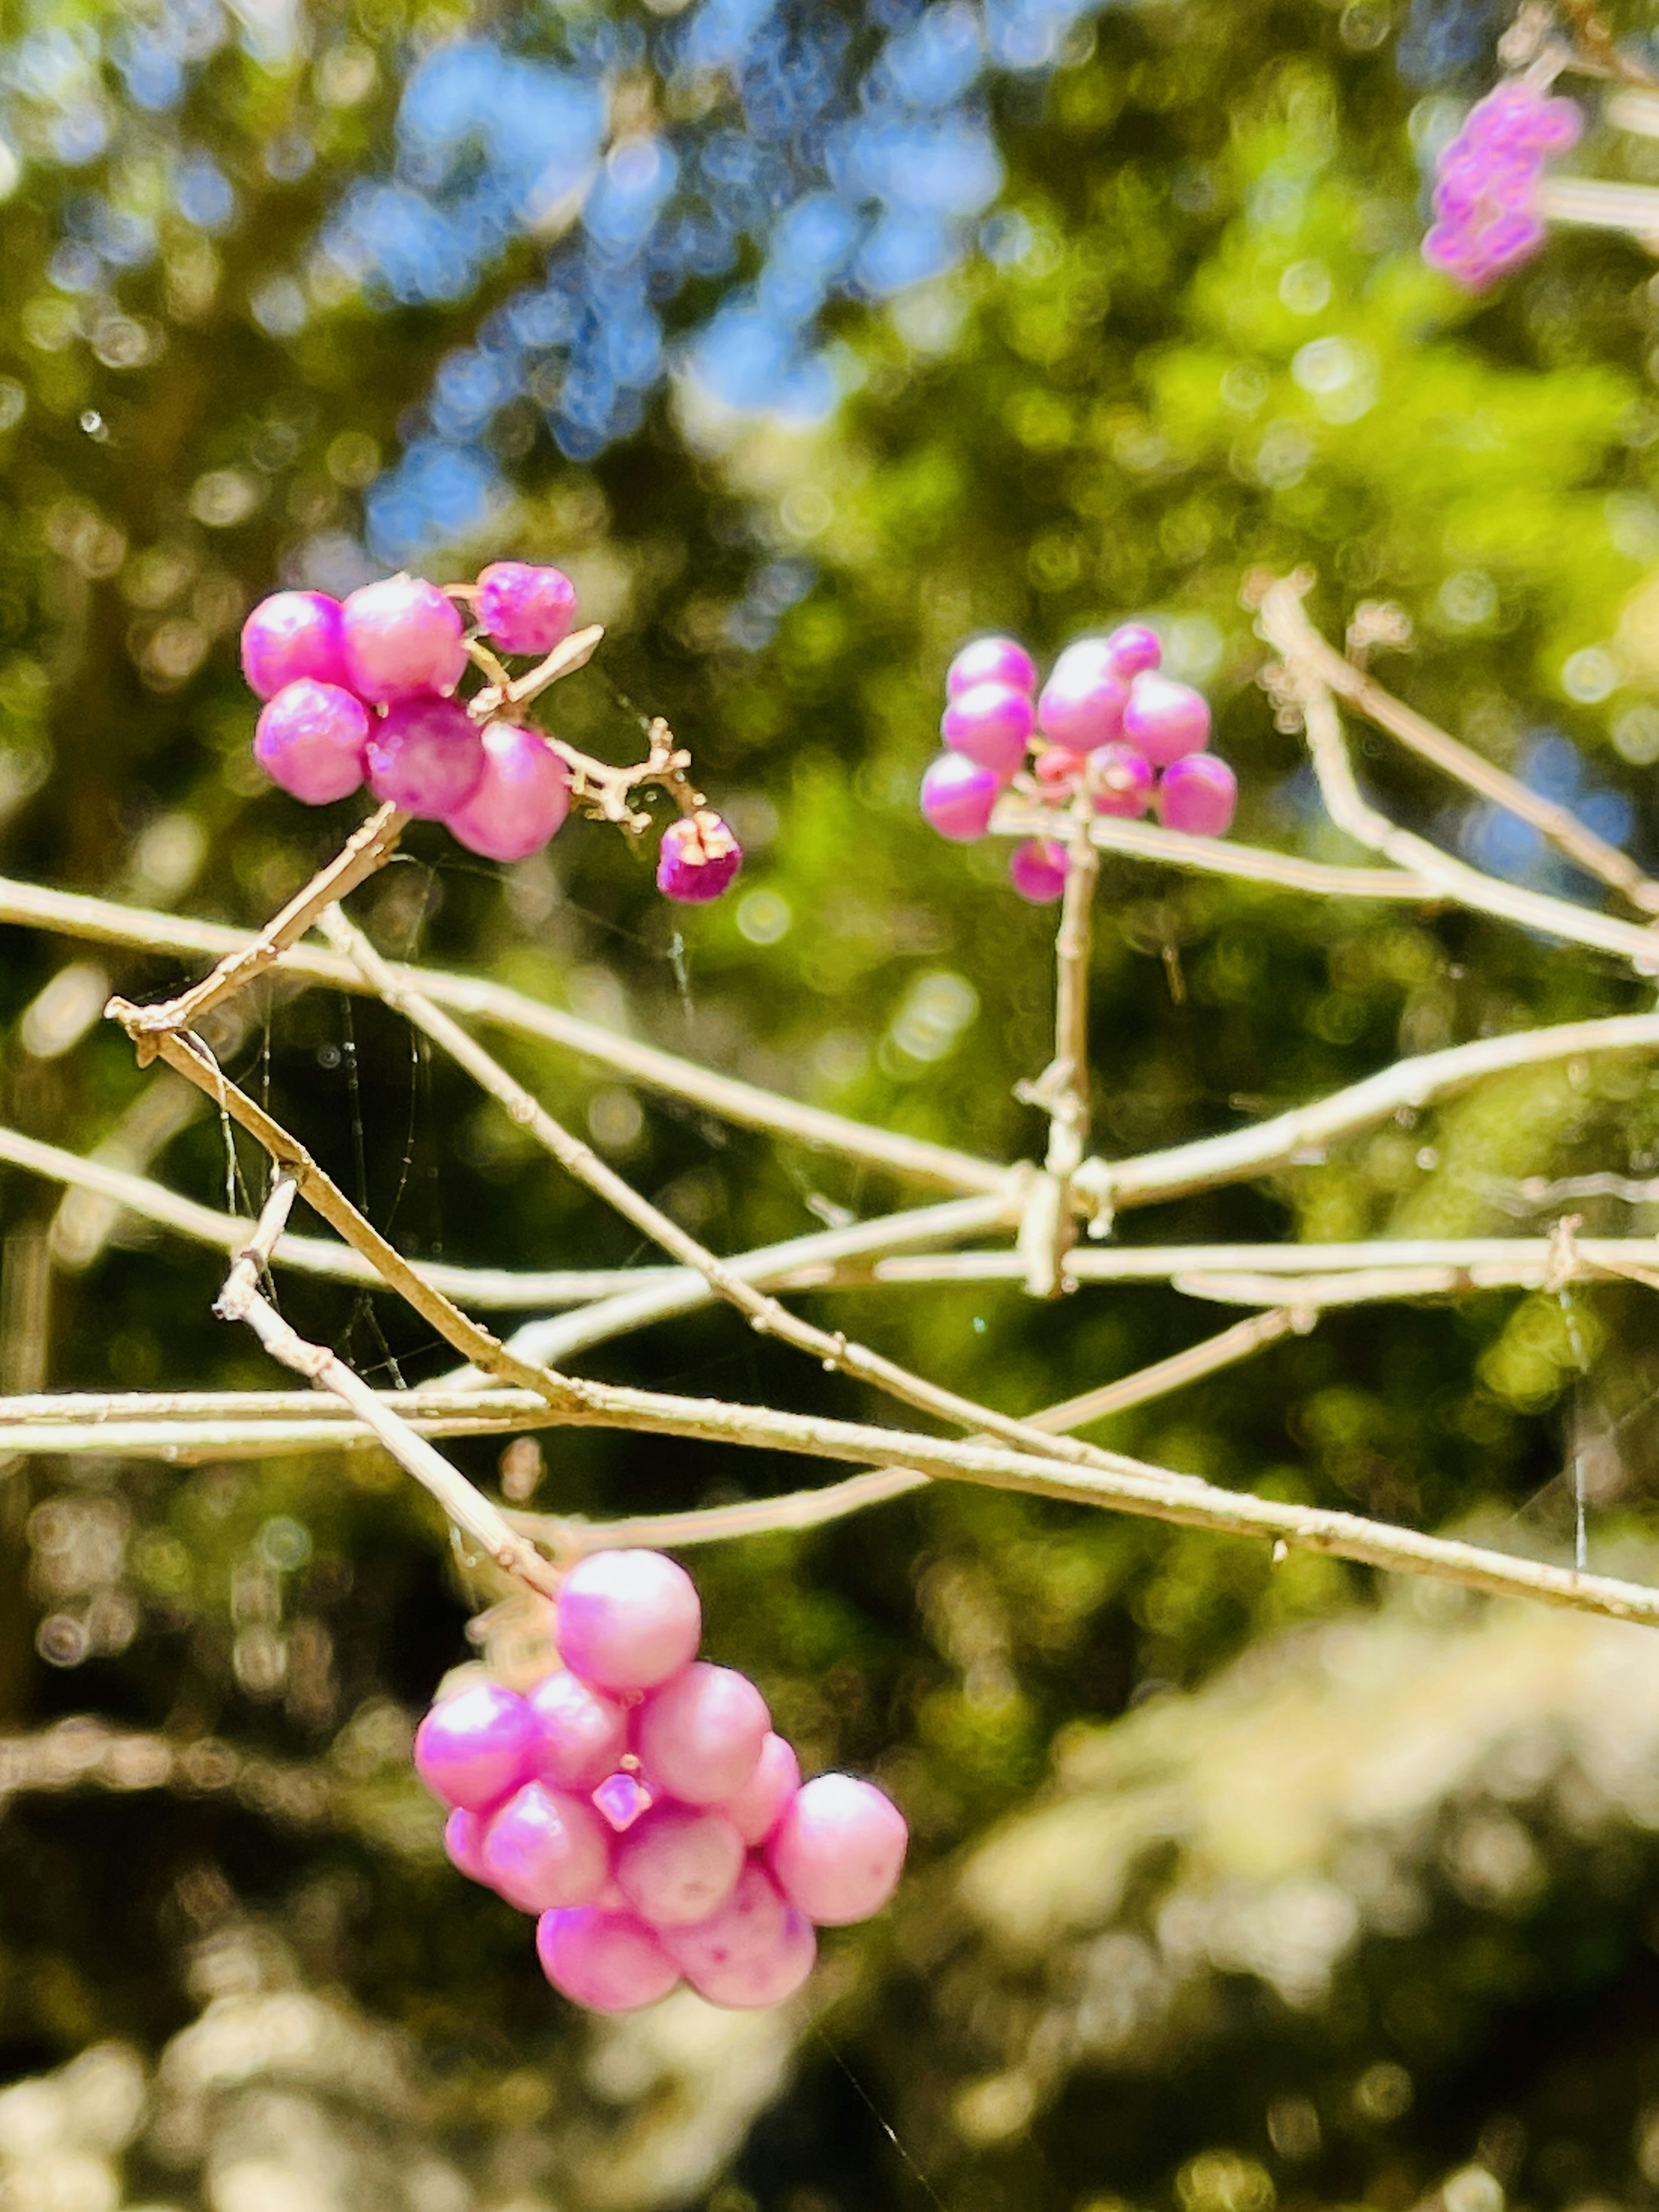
[213,1175,560,1596]
[1015,801,1097,1295]
[1261,581,1659,917]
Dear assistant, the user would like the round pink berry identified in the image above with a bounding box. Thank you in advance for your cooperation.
[1033,747,1083,793]
[414,1679,534,1812]
[661,1862,817,2010]
[480,1781,612,1914]
[1157,752,1237,839]
[241,592,351,701]
[537,1906,680,2013]
[657,812,743,904]
[634,1662,770,1807]
[1104,622,1162,678]
[443,1807,492,1885]
[768,1773,908,1926]
[476,562,579,657]
[718,1731,800,1847]
[939,681,1034,777]
[1008,837,1068,904]
[1086,741,1155,819]
[365,694,486,818]
[444,721,571,862]
[946,635,1037,700]
[1037,641,1129,751]
[920,752,1001,842]
[253,680,369,805]
[614,1803,745,1929]
[341,574,467,704]
[527,1668,629,1792]
[556,1549,702,1695]
[1121,671,1211,765]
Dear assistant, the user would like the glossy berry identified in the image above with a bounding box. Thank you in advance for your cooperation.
[1424,82,1580,290]
[1033,747,1083,791]
[1037,641,1129,752]
[444,722,571,862]
[365,695,486,818]
[253,681,369,805]
[556,1549,702,1695]
[481,1781,612,1914]
[1009,837,1068,903]
[1157,752,1238,838]
[537,1906,681,2012]
[719,1731,801,1847]
[657,812,743,904]
[662,1863,817,2010]
[443,1807,492,1885]
[946,635,1036,699]
[414,1679,533,1812]
[1086,741,1155,819]
[1122,672,1211,766]
[593,1771,653,1833]
[527,1669,629,1792]
[1105,622,1162,678]
[615,1804,745,1928]
[341,575,467,704]
[477,561,578,657]
[768,1773,908,1926]
[920,752,1001,842]
[241,591,351,701]
[939,682,1033,778]
[635,1662,770,1806]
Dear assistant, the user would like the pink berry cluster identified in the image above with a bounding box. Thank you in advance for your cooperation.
[920,627,1237,904]
[413,1549,908,2015]
[1422,80,1580,290]
[239,565,742,904]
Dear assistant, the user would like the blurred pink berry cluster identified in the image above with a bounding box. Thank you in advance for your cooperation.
[920,625,1236,903]
[1422,80,1580,289]
[240,564,741,905]
[414,1548,907,2014]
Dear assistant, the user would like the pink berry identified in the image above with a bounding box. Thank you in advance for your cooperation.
[661,1863,817,2010]
[718,1732,801,1847]
[1033,747,1083,792]
[476,561,579,657]
[946,635,1036,699]
[657,812,743,904]
[341,575,467,704]
[1121,671,1211,766]
[939,682,1034,777]
[537,1906,680,2012]
[768,1774,908,1926]
[1037,641,1129,751]
[1104,622,1162,678]
[635,1662,770,1807]
[1157,752,1237,838]
[444,721,571,862]
[614,1804,745,1928]
[556,1549,702,1695]
[414,1679,534,1812]
[241,591,351,701]
[1008,837,1068,904]
[365,694,486,818]
[593,1771,654,1833]
[1086,741,1155,819]
[253,680,369,805]
[444,1806,492,1885]
[920,752,1001,842]
[526,1668,629,1792]
[480,1781,612,1913]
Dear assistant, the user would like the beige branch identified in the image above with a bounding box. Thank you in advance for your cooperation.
[1014,802,1096,1296]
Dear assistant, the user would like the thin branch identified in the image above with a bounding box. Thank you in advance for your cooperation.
[1541,176,1659,235]
[868,1235,1659,1288]
[213,1174,560,1596]
[1262,581,1659,917]
[0,870,1004,1197]
[1256,580,1659,971]
[992,800,1439,902]
[1072,1009,1659,1221]
[1015,801,1096,1296]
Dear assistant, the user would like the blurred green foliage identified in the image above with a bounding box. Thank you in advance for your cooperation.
[9,0,1659,2207]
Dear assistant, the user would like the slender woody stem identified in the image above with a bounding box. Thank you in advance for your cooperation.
[1016,798,1097,1295]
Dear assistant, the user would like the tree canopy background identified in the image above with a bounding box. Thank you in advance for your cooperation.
[8,0,1659,2207]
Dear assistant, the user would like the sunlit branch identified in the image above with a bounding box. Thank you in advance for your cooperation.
[1015,800,1096,1296]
